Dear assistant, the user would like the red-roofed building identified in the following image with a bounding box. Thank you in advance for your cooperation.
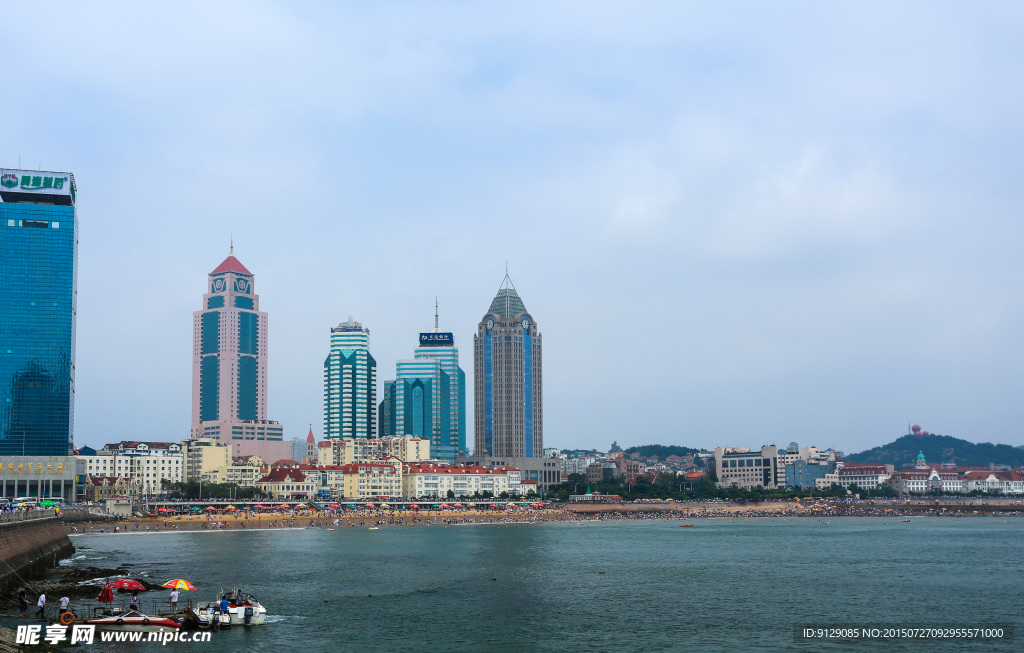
[255,468,313,499]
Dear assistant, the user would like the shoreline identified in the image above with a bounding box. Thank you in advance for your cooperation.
[60,499,1024,537]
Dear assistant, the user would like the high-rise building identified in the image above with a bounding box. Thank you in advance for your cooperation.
[0,169,77,456]
[385,303,466,461]
[473,274,542,458]
[190,248,289,461]
[324,319,376,439]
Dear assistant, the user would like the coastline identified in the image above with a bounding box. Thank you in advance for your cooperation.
[59,497,1024,536]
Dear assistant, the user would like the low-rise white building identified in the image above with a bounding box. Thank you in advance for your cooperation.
[79,441,184,495]
[402,463,521,499]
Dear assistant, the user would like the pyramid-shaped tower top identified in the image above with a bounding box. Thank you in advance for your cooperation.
[488,274,528,318]
[306,427,315,443]
[211,255,252,276]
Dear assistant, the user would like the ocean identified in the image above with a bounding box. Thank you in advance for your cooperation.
[58,517,1023,652]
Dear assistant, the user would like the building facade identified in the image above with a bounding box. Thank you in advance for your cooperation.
[190,250,289,461]
[0,455,85,500]
[713,446,780,490]
[0,169,77,456]
[324,319,376,440]
[79,441,184,496]
[473,275,542,458]
[402,463,521,499]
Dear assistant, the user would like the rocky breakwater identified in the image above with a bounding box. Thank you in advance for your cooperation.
[0,514,74,595]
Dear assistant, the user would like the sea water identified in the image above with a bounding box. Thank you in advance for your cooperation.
[63,517,1023,652]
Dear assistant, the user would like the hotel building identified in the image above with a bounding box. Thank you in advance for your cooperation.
[0,169,77,456]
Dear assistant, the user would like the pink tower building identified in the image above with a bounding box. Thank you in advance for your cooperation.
[190,248,290,461]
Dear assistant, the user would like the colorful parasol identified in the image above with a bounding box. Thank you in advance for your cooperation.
[162,579,197,591]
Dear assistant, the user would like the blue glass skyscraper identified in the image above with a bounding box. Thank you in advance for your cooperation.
[0,169,77,456]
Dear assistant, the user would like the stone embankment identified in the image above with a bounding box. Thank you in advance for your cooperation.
[0,511,74,595]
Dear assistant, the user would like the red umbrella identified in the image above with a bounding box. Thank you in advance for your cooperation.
[489,503,499,507]
[106,579,146,591]
[409,504,419,508]
[205,506,218,511]
[278,503,290,509]
[363,503,375,508]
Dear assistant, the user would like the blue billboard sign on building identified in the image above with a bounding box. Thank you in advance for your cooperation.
[419,332,453,346]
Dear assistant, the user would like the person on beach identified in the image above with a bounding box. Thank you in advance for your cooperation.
[169,589,179,614]
[35,593,46,619]
[59,595,70,613]
[18,588,27,616]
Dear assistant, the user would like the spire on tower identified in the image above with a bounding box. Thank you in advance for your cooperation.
[434,297,439,332]
[230,235,234,256]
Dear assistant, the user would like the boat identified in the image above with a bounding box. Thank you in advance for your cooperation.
[186,603,233,630]
[902,519,911,523]
[679,524,695,528]
[83,610,181,632]
[210,589,267,626]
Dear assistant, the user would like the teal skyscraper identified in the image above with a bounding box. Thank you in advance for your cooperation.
[324,319,376,439]
[382,302,466,461]
[0,170,77,456]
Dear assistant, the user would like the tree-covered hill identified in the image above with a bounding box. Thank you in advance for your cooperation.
[623,444,702,459]
[846,434,1024,469]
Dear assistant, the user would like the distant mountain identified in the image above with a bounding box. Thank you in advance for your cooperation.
[846,434,1024,469]
[623,444,702,459]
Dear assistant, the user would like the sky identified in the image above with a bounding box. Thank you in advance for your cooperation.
[2,2,1021,454]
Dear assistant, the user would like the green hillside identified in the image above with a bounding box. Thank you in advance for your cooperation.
[846,434,1024,469]
[623,444,702,459]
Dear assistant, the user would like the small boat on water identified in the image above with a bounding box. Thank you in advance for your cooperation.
[83,610,181,632]
[679,524,695,528]
[193,589,267,627]
[902,519,912,523]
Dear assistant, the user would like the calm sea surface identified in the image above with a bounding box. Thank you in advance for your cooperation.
[58,517,1022,652]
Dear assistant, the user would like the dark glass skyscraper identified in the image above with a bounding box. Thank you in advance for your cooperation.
[0,169,77,456]
[473,275,542,458]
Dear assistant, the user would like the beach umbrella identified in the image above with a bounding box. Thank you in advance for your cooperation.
[330,503,340,508]
[226,505,236,510]
[453,503,463,507]
[347,503,357,507]
[107,579,146,592]
[409,504,419,508]
[489,503,499,507]
[157,507,168,512]
[162,579,197,591]
[364,503,375,508]
[205,506,218,512]
[380,502,389,507]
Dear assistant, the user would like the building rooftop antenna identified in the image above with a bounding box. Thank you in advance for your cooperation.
[230,235,234,256]
[434,296,439,332]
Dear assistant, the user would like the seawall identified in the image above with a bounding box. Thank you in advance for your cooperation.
[0,516,74,595]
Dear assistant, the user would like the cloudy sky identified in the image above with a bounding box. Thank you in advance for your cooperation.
[3,2,1021,453]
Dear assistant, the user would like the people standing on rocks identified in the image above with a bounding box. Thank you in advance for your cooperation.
[35,592,46,619]
[18,588,27,616]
